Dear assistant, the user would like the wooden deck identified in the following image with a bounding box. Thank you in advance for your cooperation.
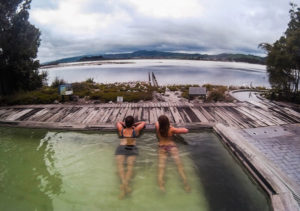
[0,100,299,130]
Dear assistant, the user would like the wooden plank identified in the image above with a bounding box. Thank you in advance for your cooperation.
[97,108,110,123]
[16,108,44,121]
[177,107,192,123]
[60,107,83,123]
[26,108,49,121]
[116,107,129,122]
[136,107,143,121]
[269,107,300,123]
[189,107,208,122]
[94,108,109,124]
[82,108,99,124]
[0,109,9,116]
[142,107,149,122]
[60,107,82,123]
[215,106,246,129]
[0,108,17,119]
[6,109,33,121]
[133,108,139,121]
[46,108,70,122]
[149,108,157,123]
[169,107,184,123]
[234,107,268,127]
[74,107,94,123]
[182,107,201,122]
[125,108,135,117]
[198,107,215,122]
[107,108,121,123]
[238,106,275,126]
[102,108,114,123]
[39,107,63,122]
[250,106,285,125]
[222,107,261,128]
[203,106,227,125]
[163,107,175,123]
[155,107,164,118]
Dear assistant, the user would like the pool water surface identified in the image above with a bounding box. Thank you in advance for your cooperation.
[0,127,270,211]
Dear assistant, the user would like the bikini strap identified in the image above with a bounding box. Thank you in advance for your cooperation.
[132,128,136,138]
[121,128,124,138]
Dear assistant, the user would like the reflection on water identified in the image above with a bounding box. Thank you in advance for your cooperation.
[186,132,271,211]
[0,128,62,211]
[0,127,270,211]
[44,60,269,87]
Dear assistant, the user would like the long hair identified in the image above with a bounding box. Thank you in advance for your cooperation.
[125,116,134,128]
[158,115,170,137]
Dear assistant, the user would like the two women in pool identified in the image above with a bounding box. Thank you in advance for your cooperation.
[115,115,190,198]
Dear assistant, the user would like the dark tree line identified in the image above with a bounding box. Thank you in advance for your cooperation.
[0,0,44,95]
[259,3,300,101]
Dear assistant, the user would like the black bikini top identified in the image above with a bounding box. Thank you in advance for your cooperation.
[120,128,136,138]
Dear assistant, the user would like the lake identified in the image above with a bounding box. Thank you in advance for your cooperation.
[43,59,269,87]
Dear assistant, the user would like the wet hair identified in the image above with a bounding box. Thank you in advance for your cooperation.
[125,116,134,128]
[158,115,170,137]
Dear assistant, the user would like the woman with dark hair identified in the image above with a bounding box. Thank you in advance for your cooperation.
[115,116,146,199]
[155,115,190,192]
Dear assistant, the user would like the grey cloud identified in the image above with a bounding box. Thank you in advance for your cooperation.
[30,0,300,62]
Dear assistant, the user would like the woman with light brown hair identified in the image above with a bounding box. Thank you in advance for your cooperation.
[155,115,190,192]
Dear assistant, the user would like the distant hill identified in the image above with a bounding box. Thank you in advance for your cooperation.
[42,50,266,66]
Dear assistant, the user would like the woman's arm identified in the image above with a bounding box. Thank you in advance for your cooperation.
[155,121,159,132]
[116,121,125,135]
[134,121,146,136]
[171,127,189,134]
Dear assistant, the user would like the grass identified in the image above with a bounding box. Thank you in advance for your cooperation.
[0,81,158,105]
[0,80,270,105]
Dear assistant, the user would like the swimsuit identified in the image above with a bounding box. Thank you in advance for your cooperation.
[120,128,136,138]
[115,145,139,156]
[159,145,176,153]
[115,128,138,156]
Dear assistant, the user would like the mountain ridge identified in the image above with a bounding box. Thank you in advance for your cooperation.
[42,50,266,66]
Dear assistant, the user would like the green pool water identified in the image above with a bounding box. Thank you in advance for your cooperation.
[0,127,270,211]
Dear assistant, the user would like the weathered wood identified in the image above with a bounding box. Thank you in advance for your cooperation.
[6,109,33,121]
[149,108,157,123]
[144,108,150,122]
[197,107,215,122]
[163,107,175,123]
[136,107,143,121]
[0,100,299,130]
[107,108,121,123]
[238,106,275,126]
[189,107,208,122]
[101,108,114,123]
[170,107,184,123]
[60,107,83,123]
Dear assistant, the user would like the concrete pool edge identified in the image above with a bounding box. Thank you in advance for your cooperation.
[214,123,300,211]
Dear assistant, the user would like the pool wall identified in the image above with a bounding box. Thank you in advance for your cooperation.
[214,123,300,211]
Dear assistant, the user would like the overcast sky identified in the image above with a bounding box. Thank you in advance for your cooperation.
[29,0,300,62]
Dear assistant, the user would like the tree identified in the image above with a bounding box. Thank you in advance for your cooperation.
[259,3,300,100]
[0,0,43,95]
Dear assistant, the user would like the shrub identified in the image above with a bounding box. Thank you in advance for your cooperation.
[85,78,94,84]
[51,77,66,88]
